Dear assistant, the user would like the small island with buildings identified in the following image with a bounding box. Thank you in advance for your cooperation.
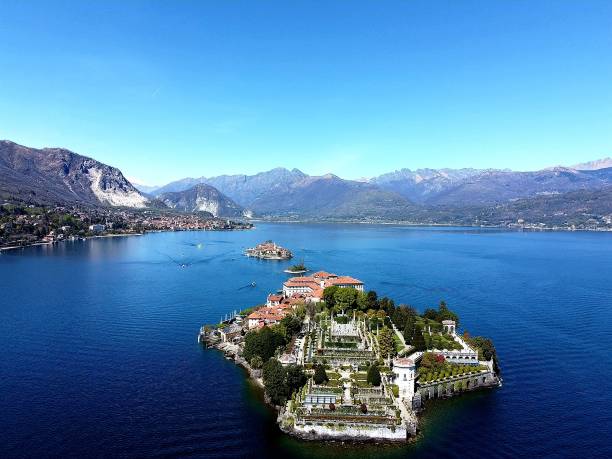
[245,240,293,260]
[200,270,500,442]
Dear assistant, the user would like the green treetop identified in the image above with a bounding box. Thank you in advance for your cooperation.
[412,327,427,352]
[250,355,263,369]
[378,326,396,362]
[323,286,339,309]
[313,363,329,385]
[262,358,288,405]
[333,287,358,313]
[366,364,381,386]
[242,326,286,362]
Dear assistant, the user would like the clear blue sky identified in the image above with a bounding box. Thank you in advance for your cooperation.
[1,1,611,185]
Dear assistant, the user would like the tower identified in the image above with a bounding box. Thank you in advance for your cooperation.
[393,357,416,402]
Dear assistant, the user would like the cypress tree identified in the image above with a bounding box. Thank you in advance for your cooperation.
[367,364,381,386]
[313,364,328,385]
[412,329,427,352]
[403,316,416,343]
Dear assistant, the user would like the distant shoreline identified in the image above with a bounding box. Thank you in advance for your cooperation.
[0,232,143,252]
[0,226,250,252]
[250,218,612,232]
[3,222,609,253]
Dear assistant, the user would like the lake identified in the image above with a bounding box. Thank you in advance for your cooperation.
[1,223,611,458]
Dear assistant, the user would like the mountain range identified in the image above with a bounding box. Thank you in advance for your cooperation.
[372,167,612,205]
[144,163,612,221]
[2,139,611,227]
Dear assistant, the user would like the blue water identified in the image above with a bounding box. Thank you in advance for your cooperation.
[1,224,611,458]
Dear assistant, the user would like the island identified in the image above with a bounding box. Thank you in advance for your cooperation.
[284,262,308,274]
[245,240,293,260]
[200,271,500,442]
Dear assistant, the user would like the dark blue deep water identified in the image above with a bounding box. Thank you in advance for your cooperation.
[1,224,611,458]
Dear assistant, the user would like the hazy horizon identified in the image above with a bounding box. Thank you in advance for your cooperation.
[127,156,611,188]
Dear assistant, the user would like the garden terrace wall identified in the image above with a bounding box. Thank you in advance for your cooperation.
[288,422,407,441]
[417,370,499,401]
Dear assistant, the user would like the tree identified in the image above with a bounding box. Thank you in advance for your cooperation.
[356,291,368,311]
[323,286,339,309]
[392,305,417,331]
[412,329,427,352]
[329,403,336,411]
[285,365,307,393]
[243,326,286,362]
[366,290,378,310]
[280,314,302,338]
[378,326,396,362]
[420,352,445,372]
[423,308,438,321]
[250,355,263,369]
[366,364,381,386]
[379,297,395,315]
[313,364,329,385]
[467,336,500,374]
[334,287,358,313]
[262,358,288,405]
[360,403,368,414]
[436,300,459,325]
[403,315,416,343]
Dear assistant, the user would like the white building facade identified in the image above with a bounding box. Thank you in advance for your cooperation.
[393,357,416,402]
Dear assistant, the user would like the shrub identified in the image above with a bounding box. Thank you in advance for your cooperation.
[360,403,368,414]
[250,355,263,369]
[329,403,336,411]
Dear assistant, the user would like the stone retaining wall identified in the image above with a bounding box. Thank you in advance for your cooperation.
[286,421,407,441]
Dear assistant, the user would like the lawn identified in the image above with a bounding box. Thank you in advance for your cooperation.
[392,333,405,352]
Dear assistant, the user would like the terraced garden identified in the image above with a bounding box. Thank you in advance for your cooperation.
[424,332,463,351]
[418,364,487,384]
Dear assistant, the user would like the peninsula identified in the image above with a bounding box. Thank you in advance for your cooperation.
[245,241,293,260]
[200,271,500,441]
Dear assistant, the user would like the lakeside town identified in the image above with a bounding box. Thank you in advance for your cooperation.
[0,202,252,250]
[200,269,500,442]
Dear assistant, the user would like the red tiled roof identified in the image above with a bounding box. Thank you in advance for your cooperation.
[312,271,337,279]
[394,357,415,367]
[284,278,320,288]
[327,276,363,285]
[247,306,288,322]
